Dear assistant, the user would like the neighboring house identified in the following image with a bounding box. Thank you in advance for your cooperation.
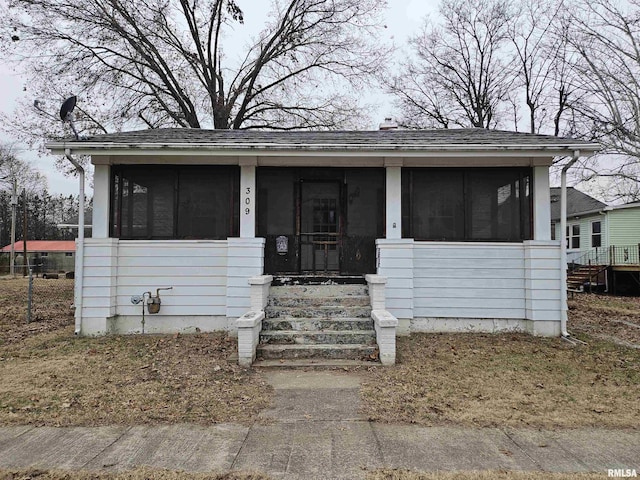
[550,187,607,264]
[0,240,76,273]
[47,129,599,348]
[550,187,640,295]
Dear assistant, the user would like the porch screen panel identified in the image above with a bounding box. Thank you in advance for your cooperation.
[407,169,464,241]
[122,169,174,238]
[111,165,239,239]
[467,170,529,241]
[257,168,297,274]
[403,168,532,242]
[177,168,236,239]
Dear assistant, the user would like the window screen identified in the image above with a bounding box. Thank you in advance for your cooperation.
[402,168,532,242]
[111,165,239,239]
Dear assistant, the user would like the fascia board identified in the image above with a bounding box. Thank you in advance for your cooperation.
[47,141,600,157]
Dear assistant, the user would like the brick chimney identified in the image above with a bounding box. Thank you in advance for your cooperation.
[379,117,398,130]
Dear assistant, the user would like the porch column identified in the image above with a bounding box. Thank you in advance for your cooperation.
[524,240,562,336]
[92,164,110,238]
[385,158,403,239]
[239,157,257,238]
[533,166,551,241]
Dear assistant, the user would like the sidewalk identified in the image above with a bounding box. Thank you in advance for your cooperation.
[0,371,638,479]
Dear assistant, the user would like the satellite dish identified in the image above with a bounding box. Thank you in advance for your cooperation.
[59,96,79,140]
[60,95,77,121]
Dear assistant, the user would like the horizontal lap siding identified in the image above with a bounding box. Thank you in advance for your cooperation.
[413,243,526,319]
[377,240,414,319]
[116,241,228,317]
[608,209,640,246]
[525,242,562,323]
[82,240,118,319]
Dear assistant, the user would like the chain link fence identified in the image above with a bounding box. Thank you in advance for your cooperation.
[0,274,74,344]
[26,270,75,324]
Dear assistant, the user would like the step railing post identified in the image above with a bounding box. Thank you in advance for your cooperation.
[237,275,273,367]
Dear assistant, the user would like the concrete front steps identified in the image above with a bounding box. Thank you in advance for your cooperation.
[255,282,379,365]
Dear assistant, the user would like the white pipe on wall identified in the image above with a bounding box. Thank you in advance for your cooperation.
[64,149,85,335]
[560,150,580,338]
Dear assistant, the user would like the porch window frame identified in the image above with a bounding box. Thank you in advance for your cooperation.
[109,164,240,240]
[401,167,533,242]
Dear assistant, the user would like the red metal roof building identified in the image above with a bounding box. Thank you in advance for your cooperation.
[0,241,76,253]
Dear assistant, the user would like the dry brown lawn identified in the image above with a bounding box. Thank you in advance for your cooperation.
[0,277,74,345]
[360,294,640,429]
[0,468,270,479]
[367,470,608,480]
[568,293,640,347]
[0,278,272,427]
[2,277,640,431]
[0,470,611,480]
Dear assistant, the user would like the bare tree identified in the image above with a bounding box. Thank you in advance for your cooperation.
[1,0,389,143]
[388,0,515,129]
[565,0,640,155]
[559,0,640,201]
[0,145,47,196]
[506,0,571,134]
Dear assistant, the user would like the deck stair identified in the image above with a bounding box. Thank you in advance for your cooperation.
[256,278,379,364]
[567,264,606,291]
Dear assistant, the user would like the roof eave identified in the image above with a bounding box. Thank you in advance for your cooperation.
[47,141,601,157]
[551,207,606,221]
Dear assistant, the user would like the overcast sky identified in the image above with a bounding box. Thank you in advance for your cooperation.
[0,0,437,197]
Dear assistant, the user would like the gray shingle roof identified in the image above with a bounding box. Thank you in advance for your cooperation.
[49,128,599,151]
[550,187,607,220]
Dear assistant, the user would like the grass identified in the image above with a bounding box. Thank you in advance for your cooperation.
[366,470,609,479]
[568,293,640,347]
[360,293,640,429]
[1,278,639,430]
[0,470,612,480]
[0,468,271,479]
[0,278,272,427]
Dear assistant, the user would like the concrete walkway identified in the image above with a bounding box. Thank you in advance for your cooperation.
[0,371,638,479]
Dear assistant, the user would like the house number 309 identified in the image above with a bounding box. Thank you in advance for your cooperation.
[245,187,251,215]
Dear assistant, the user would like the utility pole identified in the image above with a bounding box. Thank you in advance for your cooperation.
[9,178,17,276]
[22,189,27,276]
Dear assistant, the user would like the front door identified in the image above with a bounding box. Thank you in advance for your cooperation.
[258,167,384,276]
[300,181,341,273]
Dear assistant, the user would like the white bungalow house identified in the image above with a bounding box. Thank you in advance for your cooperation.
[48,129,599,365]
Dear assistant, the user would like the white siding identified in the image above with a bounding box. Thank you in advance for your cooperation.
[115,240,228,317]
[524,240,562,327]
[226,238,265,318]
[377,239,414,319]
[413,243,526,319]
[81,239,118,327]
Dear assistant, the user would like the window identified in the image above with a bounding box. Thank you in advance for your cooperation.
[40,252,48,257]
[402,168,532,242]
[566,224,580,249]
[592,221,602,247]
[111,165,239,239]
[65,252,73,257]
